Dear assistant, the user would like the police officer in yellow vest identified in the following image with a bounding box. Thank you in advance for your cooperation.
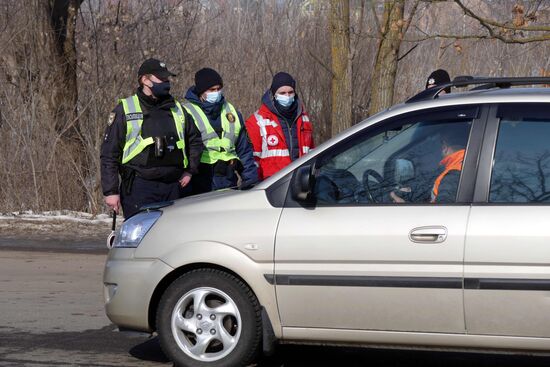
[101,59,203,218]
[183,68,258,193]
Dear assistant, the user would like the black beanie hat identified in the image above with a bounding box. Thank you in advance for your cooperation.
[195,68,223,96]
[270,72,296,95]
[425,69,451,93]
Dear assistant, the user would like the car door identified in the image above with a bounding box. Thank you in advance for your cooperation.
[274,105,486,333]
[465,103,550,337]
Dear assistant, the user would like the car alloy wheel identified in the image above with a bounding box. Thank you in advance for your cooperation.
[171,286,241,361]
[157,269,261,367]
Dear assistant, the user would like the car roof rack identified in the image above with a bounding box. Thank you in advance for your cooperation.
[406,76,550,103]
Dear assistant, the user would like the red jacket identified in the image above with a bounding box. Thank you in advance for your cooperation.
[245,103,314,180]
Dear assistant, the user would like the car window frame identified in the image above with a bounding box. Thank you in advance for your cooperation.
[473,102,550,205]
[280,104,489,208]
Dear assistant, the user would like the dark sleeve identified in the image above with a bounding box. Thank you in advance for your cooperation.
[184,109,204,175]
[100,104,126,196]
[435,171,461,203]
[235,112,259,185]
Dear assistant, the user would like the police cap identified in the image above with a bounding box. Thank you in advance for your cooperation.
[138,58,177,79]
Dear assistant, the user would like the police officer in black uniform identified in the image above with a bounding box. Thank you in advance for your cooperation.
[101,58,203,218]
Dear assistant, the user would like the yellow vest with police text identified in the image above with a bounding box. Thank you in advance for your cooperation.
[120,95,188,167]
[182,101,241,164]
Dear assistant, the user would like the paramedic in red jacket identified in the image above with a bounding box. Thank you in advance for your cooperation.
[245,72,314,180]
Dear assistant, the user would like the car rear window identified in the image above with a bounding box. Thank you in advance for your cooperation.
[490,104,550,203]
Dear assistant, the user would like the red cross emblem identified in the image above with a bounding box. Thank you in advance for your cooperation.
[267,134,279,146]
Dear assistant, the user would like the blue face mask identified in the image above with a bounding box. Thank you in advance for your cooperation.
[275,94,295,108]
[204,90,223,104]
[150,80,171,98]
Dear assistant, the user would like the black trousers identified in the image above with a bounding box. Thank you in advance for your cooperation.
[191,162,238,195]
[120,176,191,219]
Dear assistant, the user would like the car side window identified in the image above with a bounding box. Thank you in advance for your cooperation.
[489,104,550,203]
[312,108,475,206]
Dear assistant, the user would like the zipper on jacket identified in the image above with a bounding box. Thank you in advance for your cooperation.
[293,111,303,159]
[285,119,293,161]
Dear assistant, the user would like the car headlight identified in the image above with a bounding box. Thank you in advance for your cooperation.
[112,211,162,248]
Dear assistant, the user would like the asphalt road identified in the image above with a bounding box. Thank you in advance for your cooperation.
[2,237,550,366]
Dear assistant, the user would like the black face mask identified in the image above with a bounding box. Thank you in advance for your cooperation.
[150,80,171,98]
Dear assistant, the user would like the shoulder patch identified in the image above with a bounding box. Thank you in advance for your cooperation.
[226,112,236,123]
[107,112,115,126]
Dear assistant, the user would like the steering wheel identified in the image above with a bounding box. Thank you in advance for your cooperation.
[363,169,384,203]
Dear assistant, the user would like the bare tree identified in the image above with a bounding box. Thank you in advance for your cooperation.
[48,0,82,133]
[1,0,549,214]
[368,0,419,116]
[330,0,352,136]
[0,0,86,211]
[454,0,550,44]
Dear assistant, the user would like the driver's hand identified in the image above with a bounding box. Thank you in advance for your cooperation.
[390,191,406,203]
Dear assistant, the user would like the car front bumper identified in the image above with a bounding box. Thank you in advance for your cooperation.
[103,249,174,332]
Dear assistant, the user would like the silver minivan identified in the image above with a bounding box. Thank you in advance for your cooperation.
[104,78,550,367]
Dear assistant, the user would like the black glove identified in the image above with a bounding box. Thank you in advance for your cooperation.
[230,159,244,174]
[238,180,255,190]
[213,160,229,176]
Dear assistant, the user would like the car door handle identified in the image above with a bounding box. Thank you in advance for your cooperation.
[409,226,448,243]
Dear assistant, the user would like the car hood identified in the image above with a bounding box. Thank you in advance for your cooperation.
[134,186,282,260]
[173,187,245,206]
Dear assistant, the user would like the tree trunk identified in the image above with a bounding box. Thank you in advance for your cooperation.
[330,0,352,137]
[47,0,82,137]
[1,0,86,211]
[368,0,405,116]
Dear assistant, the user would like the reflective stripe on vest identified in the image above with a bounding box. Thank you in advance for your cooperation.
[120,95,188,167]
[183,101,240,164]
[253,149,290,158]
[253,112,290,159]
[172,101,189,168]
[298,116,312,157]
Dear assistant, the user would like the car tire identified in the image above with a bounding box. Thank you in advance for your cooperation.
[156,269,262,367]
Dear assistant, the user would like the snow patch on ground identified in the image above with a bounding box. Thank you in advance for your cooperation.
[0,211,121,238]
[0,210,115,224]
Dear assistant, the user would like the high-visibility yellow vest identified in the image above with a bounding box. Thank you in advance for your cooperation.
[120,95,188,167]
[182,101,241,164]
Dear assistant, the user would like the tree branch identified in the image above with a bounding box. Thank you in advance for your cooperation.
[403,0,420,36]
[397,43,418,61]
[455,0,550,32]
[307,47,334,77]
[406,33,492,42]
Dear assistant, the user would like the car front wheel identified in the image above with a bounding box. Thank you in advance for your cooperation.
[157,269,261,367]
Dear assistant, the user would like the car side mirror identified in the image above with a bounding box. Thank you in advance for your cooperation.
[395,159,414,184]
[291,165,315,202]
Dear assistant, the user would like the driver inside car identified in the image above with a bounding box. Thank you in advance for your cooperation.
[390,129,467,204]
